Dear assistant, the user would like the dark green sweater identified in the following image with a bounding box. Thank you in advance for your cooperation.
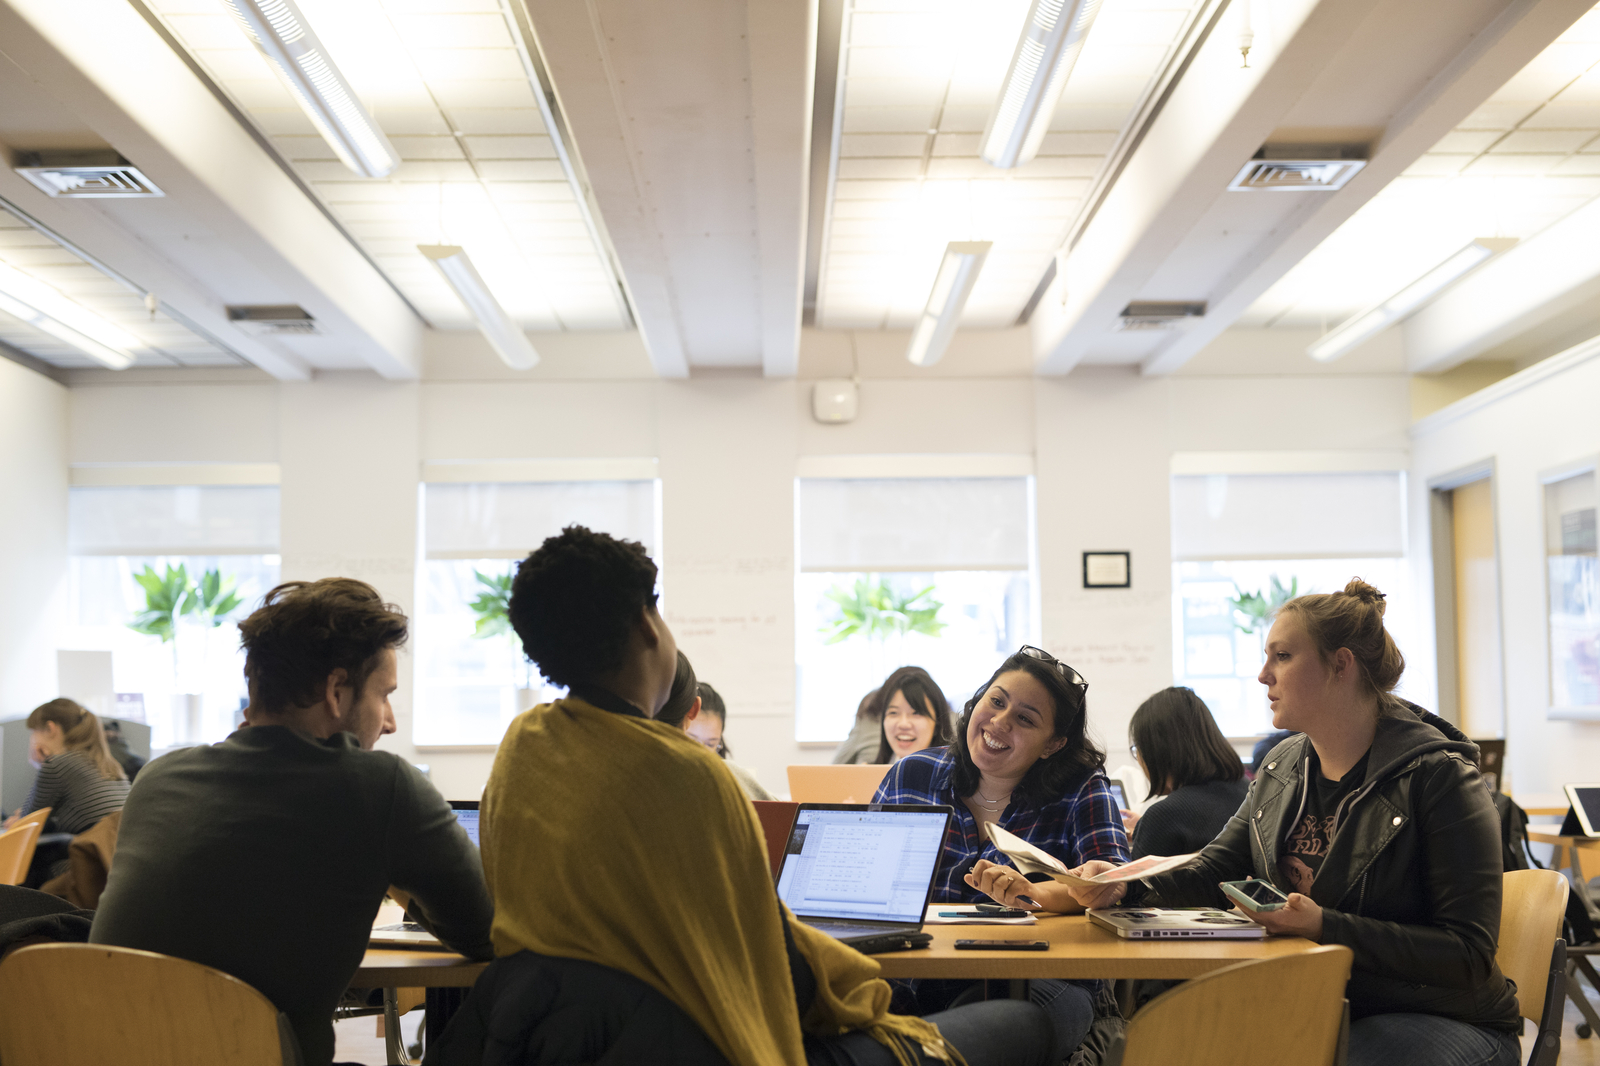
[91,726,494,1066]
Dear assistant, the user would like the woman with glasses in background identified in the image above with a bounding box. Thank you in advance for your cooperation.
[872,646,1130,1060]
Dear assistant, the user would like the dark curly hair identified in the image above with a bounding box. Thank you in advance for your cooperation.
[238,578,408,714]
[950,651,1105,809]
[509,525,659,688]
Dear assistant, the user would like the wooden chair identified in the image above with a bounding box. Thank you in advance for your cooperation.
[0,942,301,1066]
[753,800,799,877]
[1497,868,1570,1066]
[1116,945,1352,1066]
[11,807,51,834]
[0,820,44,887]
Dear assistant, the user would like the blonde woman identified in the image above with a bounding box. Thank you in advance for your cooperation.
[3,699,130,879]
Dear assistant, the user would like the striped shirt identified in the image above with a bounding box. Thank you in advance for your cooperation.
[873,746,1130,904]
[25,749,130,835]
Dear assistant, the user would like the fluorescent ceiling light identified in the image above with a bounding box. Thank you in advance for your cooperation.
[419,245,540,370]
[906,242,992,367]
[219,0,398,178]
[0,261,137,369]
[1307,240,1509,362]
[981,0,1106,169]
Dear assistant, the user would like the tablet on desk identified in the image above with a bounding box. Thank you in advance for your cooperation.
[1562,785,1600,837]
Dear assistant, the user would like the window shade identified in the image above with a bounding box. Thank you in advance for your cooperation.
[68,486,280,555]
[425,481,658,559]
[798,477,1031,572]
[1171,472,1406,561]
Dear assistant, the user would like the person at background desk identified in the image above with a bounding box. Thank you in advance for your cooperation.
[91,578,492,1066]
[831,688,881,765]
[2,699,130,883]
[1122,687,1247,859]
[873,647,1129,1054]
[1065,579,1520,1066]
[868,666,956,764]
[433,524,1062,1066]
[656,651,774,800]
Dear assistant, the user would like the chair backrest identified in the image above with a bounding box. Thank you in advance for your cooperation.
[0,821,44,886]
[752,801,798,876]
[1120,945,1352,1066]
[786,764,890,804]
[0,943,295,1066]
[1498,868,1570,1024]
[13,808,51,833]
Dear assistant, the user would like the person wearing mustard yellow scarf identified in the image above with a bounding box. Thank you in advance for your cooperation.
[428,524,1070,1066]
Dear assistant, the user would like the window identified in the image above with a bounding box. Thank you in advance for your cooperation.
[65,485,281,749]
[1545,466,1599,715]
[794,476,1036,743]
[415,478,659,746]
[1170,471,1406,736]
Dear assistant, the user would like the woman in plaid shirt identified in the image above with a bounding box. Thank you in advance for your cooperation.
[873,646,1130,1059]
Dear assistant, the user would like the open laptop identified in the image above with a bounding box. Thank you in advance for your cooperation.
[1559,784,1600,837]
[1089,908,1266,940]
[787,764,891,805]
[775,802,953,954]
[370,800,481,948]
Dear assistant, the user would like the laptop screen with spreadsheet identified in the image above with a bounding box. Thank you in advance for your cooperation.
[775,804,951,925]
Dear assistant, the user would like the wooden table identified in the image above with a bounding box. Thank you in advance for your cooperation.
[1518,793,1571,818]
[355,915,1318,988]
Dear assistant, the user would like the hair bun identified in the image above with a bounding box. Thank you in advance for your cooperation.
[1343,578,1387,615]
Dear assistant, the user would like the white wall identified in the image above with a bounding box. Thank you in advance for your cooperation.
[62,349,1416,799]
[1410,340,1600,797]
[0,357,67,718]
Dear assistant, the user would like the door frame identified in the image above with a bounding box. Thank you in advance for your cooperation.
[1427,459,1504,735]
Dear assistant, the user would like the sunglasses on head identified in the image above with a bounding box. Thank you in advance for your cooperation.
[1017,645,1089,694]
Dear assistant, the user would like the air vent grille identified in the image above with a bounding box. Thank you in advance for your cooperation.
[227,305,320,336]
[1229,145,1367,192]
[14,152,164,198]
[1117,301,1205,331]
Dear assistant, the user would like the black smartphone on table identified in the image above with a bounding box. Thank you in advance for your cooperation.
[954,939,1050,951]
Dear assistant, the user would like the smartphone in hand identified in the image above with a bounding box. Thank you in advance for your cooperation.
[1220,878,1289,912]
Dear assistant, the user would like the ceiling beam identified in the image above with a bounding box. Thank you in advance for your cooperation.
[0,0,422,379]
[524,0,812,377]
[1138,0,1596,377]
[0,172,312,381]
[1405,192,1600,372]
[749,0,815,378]
[1028,0,1591,377]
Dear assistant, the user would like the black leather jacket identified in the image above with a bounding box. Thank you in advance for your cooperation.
[1137,705,1521,1032]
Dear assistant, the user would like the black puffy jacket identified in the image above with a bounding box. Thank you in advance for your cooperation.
[423,951,731,1066]
[1138,705,1521,1033]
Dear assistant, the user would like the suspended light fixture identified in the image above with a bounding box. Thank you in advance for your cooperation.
[419,245,540,370]
[1307,240,1511,362]
[0,261,137,369]
[219,0,398,178]
[906,242,991,367]
[981,0,1107,169]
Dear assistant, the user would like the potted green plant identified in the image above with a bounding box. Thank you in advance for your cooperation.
[467,567,537,710]
[1229,574,1305,654]
[818,574,946,681]
[128,563,244,743]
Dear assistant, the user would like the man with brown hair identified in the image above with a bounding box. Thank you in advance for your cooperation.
[92,578,493,1066]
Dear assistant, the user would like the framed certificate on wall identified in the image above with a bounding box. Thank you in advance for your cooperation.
[1083,552,1131,589]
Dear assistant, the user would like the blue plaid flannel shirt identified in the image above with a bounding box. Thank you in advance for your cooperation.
[873,747,1130,904]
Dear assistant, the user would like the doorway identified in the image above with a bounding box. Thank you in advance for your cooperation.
[1430,467,1507,753]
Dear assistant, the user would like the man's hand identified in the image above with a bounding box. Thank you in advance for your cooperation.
[1232,890,1323,939]
[1062,860,1128,909]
